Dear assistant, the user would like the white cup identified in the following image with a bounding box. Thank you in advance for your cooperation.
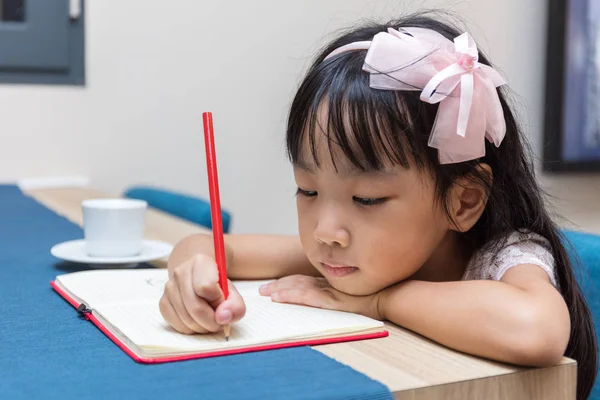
[82,198,148,257]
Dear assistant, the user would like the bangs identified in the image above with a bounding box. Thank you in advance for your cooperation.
[286,51,434,172]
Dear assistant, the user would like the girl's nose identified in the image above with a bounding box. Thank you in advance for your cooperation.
[313,207,350,248]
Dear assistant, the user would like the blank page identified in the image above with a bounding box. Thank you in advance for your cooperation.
[56,269,172,307]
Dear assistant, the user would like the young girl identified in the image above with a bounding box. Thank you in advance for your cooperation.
[159,13,597,399]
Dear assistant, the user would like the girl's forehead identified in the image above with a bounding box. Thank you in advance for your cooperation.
[297,127,359,169]
[297,118,409,173]
[295,132,401,177]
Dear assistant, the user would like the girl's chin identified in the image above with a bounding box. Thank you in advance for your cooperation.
[326,276,381,297]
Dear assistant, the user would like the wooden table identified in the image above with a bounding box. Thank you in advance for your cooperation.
[24,186,578,399]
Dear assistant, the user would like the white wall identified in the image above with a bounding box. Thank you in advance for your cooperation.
[0,0,551,234]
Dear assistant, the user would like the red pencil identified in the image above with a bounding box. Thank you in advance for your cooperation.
[202,111,230,341]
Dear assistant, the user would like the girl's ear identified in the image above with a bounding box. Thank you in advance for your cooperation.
[446,163,493,232]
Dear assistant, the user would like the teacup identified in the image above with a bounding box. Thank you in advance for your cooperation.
[82,198,147,257]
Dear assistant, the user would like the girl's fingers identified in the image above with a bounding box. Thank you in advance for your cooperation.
[159,292,195,335]
[270,288,336,310]
[188,254,226,308]
[177,263,221,332]
[259,275,320,296]
[215,282,246,325]
[164,280,208,333]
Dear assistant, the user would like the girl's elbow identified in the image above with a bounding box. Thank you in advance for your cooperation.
[507,308,570,367]
[515,336,567,366]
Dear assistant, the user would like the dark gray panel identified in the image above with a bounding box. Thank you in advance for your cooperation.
[0,0,84,85]
[0,0,69,69]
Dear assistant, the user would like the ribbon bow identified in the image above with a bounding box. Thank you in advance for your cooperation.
[325,27,507,164]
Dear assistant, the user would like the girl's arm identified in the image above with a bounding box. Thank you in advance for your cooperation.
[167,233,319,279]
[378,264,571,366]
[261,264,570,368]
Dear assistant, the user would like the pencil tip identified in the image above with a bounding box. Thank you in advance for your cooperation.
[224,324,231,341]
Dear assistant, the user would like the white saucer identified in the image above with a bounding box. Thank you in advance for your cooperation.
[50,239,173,265]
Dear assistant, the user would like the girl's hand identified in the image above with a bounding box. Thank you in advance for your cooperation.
[159,254,247,334]
[258,275,383,320]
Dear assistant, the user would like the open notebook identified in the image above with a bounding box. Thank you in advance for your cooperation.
[51,269,388,363]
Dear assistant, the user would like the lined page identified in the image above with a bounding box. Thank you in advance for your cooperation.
[57,269,384,355]
[56,269,271,307]
[95,295,383,355]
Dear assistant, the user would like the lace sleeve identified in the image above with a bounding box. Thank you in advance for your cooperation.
[463,231,558,287]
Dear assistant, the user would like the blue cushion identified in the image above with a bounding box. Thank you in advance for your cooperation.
[561,229,600,399]
[123,186,231,233]
[562,229,600,294]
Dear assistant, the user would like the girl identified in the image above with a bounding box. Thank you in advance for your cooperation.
[159,12,597,399]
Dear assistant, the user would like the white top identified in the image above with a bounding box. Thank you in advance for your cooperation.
[462,231,558,287]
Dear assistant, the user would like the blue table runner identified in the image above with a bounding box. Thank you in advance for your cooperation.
[0,185,393,400]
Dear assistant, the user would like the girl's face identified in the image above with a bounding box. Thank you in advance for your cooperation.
[294,139,453,296]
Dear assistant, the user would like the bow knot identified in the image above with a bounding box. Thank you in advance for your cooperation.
[458,53,476,71]
[324,27,507,164]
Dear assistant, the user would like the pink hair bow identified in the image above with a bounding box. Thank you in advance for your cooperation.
[324,27,507,164]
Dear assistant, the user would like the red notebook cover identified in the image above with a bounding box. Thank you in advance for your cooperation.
[51,281,389,364]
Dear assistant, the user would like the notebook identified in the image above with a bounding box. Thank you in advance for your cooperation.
[51,269,388,363]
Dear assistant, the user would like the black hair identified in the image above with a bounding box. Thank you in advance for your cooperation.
[285,11,597,399]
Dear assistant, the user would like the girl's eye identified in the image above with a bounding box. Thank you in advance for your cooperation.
[296,188,317,197]
[353,196,387,206]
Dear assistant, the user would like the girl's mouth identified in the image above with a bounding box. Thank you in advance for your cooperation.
[321,263,359,277]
